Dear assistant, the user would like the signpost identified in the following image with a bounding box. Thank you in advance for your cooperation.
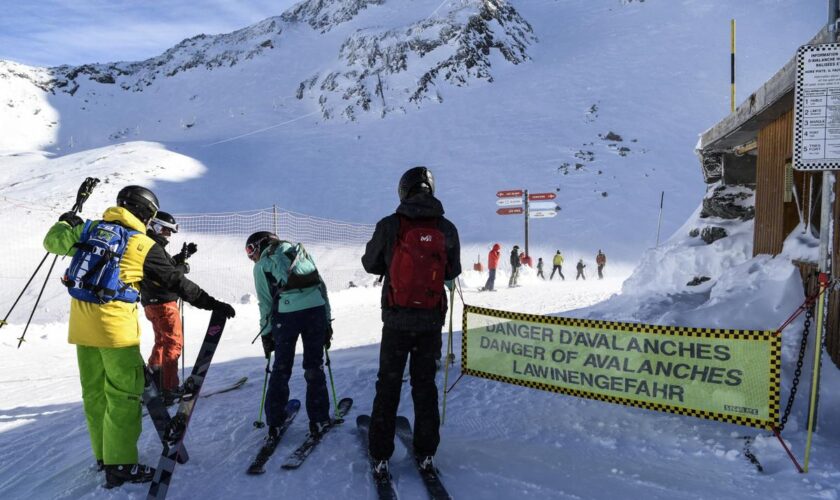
[792,16,840,471]
[494,187,559,258]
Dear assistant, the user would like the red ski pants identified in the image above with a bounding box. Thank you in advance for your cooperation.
[145,301,183,391]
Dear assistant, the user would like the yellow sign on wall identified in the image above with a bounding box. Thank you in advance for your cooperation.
[462,305,780,429]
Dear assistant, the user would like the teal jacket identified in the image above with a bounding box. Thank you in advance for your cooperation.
[253,242,331,336]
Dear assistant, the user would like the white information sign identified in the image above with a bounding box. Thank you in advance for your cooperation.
[528,201,557,210]
[794,43,840,170]
[496,197,523,207]
[528,209,557,219]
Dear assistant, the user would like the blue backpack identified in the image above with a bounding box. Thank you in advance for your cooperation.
[61,220,140,304]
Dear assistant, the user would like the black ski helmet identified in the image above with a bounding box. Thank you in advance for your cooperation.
[149,211,178,235]
[398,166,434,201]
[117,185,159,223]
[245,231,279,261]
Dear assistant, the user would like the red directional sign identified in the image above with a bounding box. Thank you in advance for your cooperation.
[497,207,524,215]
[497,189,524,198]
[528,192,556,201]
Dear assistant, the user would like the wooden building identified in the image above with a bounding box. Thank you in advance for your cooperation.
[698,27,840,368]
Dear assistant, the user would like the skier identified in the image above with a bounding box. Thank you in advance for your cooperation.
[481,243,501,291]
[576,259,586,280]
[596,249,607,279]
[361,166,461,478]
[537,257,545,279]
[43,185,235,488]
[140,211,198,404]
[550,250,565,280]
[247,231,333,442]
[508,245,521,287]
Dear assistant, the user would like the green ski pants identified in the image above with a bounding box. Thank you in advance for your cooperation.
[76,345,144,465]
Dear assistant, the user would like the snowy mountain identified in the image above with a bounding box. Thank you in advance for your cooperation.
[2,0,818,260]
[2,1,839,499]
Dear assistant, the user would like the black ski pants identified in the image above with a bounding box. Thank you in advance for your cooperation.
[369,326,441,460]
[265,305,330,428]
[550,265,564,280]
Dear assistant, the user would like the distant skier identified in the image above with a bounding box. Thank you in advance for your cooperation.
[482,243,501,291]
[550,250,565,280]
[509,245,521,287]
[141,211,199,405]
[596,249,607,279]
[536,257,545,279]
[43,185,234,488]
[361,166,461,479]
[576,259,586,280]
[247,230,333,443]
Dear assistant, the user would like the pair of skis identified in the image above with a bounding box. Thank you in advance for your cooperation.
[357,415,452,500]
[146,310,228,500]
[246,397,353,474]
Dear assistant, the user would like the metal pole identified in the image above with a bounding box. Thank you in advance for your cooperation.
[272,204,279,236]
[524,190,529,259]
[655,191,665,247]
[731,19,736,113]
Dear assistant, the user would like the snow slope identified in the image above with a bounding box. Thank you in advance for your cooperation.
[2,1,839,499]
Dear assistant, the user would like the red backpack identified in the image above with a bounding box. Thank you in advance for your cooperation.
[388,216,447,309]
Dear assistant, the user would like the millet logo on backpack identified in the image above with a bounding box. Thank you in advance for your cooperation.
[420,234,433,242]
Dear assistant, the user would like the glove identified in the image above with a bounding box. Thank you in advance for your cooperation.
[59,211,83,228]
[181,242,198,260]
[212,299,236,319]
[324,322,333,350]
[261,334,274,359]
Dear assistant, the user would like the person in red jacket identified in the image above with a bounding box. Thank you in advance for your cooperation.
[481,243,501,291]
[596,250,607,279]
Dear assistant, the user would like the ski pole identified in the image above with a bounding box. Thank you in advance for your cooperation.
[17,177,100,348]
[441,284,456,425]
[254,354,271,429]
[324,347,339,418]
[1,253,49,330]
[180,299,185,384]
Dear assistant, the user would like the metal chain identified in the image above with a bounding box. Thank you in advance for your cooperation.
[778,306,814,432]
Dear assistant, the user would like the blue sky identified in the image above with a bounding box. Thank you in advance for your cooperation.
[0,0,300,67]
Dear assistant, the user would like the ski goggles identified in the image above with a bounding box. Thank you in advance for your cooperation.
[150,217,178,234]
[245,240,264,262]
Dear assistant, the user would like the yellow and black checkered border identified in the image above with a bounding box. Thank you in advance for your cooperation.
[461,304,781,431]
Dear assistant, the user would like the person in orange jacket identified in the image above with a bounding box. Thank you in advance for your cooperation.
[481,243,501,291]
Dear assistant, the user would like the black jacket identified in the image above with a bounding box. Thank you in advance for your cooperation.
[140,232,213,309]
[510,250,521,269]
[362,193,461,332]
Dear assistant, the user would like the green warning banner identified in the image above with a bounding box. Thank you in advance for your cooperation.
[462,305,780,429]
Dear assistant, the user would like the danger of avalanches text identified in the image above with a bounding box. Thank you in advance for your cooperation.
[477,323,747,403]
